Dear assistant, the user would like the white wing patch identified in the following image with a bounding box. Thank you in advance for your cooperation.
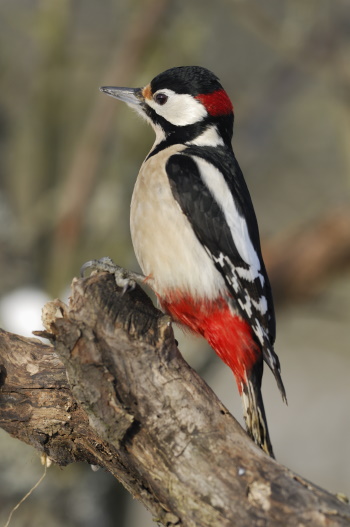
[237,293,268,319]
[237,266,265,287]
[252,296,268,315]
[212,252,268,319]
[251,318,266,346]
[238,294,253,318]
[213,252,240,293]
[194,156,265,285]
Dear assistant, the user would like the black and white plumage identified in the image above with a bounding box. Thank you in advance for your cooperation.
[99,66,286,457]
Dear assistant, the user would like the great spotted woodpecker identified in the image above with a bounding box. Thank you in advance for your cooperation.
[85,66,286,457]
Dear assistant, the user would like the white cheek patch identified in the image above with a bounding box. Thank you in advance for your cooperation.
[146,89,208,126]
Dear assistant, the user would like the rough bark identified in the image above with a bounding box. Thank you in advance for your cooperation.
[0,273,349,526]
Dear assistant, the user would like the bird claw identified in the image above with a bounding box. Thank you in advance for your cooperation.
[80,257,143,295]
[80,256,116,277]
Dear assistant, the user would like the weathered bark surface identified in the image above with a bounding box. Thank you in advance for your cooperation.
[0,273,349,526]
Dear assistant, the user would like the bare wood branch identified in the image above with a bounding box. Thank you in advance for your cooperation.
[0,273,349,526]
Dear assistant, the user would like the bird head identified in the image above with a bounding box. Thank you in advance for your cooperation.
[100,66,234,147]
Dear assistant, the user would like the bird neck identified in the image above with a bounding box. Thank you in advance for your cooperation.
[147,114,234,160]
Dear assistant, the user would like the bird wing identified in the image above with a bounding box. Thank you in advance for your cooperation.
[166,146,285,398]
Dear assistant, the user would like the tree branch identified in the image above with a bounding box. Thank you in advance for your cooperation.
[0,273,349,526]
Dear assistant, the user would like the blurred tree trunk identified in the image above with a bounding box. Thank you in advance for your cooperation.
[0,273,349,526]
[264,206,350,304]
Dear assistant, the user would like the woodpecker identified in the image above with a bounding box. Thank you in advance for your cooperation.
[91,66,286,457]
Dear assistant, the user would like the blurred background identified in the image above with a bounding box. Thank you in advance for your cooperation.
[0,0,349,525]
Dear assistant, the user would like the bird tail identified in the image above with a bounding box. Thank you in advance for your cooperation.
[240,364,275,458]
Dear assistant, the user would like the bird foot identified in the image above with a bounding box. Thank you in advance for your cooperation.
[80,256,145,295]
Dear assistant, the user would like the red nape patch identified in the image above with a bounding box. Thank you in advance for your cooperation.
[195,89,233,116]
[159,293,260,386]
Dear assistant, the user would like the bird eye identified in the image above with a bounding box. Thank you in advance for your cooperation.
[154,92,168,105]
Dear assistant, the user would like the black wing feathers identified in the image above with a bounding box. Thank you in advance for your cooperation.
[166,153,249,273]
[184,145,262,253]
[166,147,287,402]
[166,148,275,342]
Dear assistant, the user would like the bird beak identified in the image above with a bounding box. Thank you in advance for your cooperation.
[99,86,143,107]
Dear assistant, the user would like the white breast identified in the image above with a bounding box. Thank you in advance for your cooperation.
[130,144,226,300]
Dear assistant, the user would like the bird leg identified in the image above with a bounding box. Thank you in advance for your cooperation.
[80,256,145,295]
